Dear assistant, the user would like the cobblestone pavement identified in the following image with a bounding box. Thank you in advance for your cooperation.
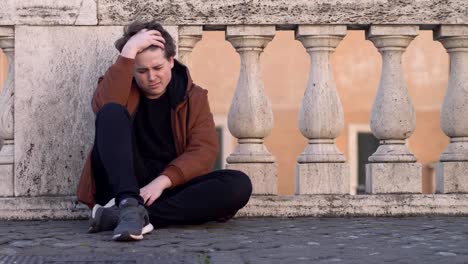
[0,217,468,264]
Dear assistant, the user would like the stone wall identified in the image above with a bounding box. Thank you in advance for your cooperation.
[4,25,177,197]
[14,26,121,196]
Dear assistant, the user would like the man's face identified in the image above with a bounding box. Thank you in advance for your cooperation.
[134,48,174,99]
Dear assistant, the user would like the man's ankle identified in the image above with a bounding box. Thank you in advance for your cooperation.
[116,193,144,207]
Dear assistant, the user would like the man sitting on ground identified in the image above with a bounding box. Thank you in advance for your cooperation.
[77,20,252,242]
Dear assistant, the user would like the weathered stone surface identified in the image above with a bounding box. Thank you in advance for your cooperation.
[365,163,422,194]
[240,194,468,217]
[435,25,468,162]
[0,0,98,26]
[295,26,346,164]
[436,162,468,193]
[13,26,178,197]
[367,25,419,36]
[1,194,468,219]
[97,0,468,26]
[0,165,13,197]
[296,25,347,36]
[435,25,468,38]
[179,25,203,36]
[0,0,466,26]
[178,26,203,66]
[225,26,277,179]
[295,163,349,194]
[225,26,274,146]
[226,25,276,37]
[0,196,88,220]
[0,28,15,143]
[367,25,419,163]
[14,26,122,196]
[226,163,277,195]
[0,29,15,198]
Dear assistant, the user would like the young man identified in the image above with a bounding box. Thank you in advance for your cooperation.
[77,21,252,242]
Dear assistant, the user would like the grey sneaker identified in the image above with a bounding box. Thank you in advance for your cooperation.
[88,198,119,233]
[112,198,153,241]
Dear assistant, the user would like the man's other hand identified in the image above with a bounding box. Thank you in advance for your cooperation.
[121,29,166,59]
[139,175,172,206]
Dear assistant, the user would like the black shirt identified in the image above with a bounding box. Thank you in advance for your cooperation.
[132,90,177,180]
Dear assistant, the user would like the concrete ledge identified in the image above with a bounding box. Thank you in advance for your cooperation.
[238,194,468,217]
[0,196,88,220]
[1,194,468,220]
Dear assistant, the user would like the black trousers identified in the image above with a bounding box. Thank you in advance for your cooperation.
[92,103,252,226]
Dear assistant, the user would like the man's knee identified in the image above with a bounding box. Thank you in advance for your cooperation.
[223,170,253,207]
[96,103,130,123]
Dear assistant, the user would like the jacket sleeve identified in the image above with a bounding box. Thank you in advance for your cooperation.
[91,55,135,113]
[161,89,219,187]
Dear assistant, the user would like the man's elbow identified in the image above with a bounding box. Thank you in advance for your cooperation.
[91,98,100,113]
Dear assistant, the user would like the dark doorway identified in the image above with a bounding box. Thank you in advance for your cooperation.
[212,127,224,171]
[357,132,379,194]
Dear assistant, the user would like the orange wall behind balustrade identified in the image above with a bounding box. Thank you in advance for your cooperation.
[0,51,6,87]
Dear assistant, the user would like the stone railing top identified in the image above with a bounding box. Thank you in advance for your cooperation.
[0,0,466,26]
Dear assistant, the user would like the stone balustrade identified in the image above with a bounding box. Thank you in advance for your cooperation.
[0,27,14,198]
[0,0,467,219]
[294,25,348,195]
[365,25,422,194]
[224,25,277,195]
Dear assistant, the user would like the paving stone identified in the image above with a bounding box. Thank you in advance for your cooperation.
[1,217,468,263]
[212,242,243,251]
[0,237,11,245]
[51,242,84,248]
[209,251,245,264]
[9,240,40,248]
[0,248,17,255]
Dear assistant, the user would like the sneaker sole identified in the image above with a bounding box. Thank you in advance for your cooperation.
[88,198,116,233]
[112,223,154,242]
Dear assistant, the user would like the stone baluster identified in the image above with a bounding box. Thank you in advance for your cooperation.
[294,25,349,194]
[434,25,468,193]
[178,26,203,67]
[225,26,277,194]
[365,25,422,193]
[0,27,14,197]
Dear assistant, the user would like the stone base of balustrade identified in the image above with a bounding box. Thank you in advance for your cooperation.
[0,196,89,220]
[1,194,468,220]
[239,194,468,217]
[295,163,349,194]
[436,162,468,193]
[366,163,422,193]
[226,163,277,195]
[0,164,13,196]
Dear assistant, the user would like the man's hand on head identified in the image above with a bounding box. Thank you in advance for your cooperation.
[121,29,166,59]
[139,175,173,206]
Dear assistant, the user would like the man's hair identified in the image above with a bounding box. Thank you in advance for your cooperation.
[114,20,176,59]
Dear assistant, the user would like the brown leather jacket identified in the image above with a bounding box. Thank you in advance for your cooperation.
[76,56,219,209]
